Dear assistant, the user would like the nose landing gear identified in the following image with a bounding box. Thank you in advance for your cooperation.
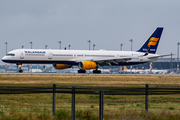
[19,69,23,73]
[17,64,23,73]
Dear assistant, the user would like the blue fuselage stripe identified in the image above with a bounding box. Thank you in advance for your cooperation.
[2,60,147,66]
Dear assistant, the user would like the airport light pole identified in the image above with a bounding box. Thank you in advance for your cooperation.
[22,45,24,49]
[93,44,95,50]
[177,42,180,73]
[45,45,47,49]
[58,41,61,49]
[4,42,8,55]
[120,43,123,51]
[171,53,173,70]
[29,41,33,49]
[29,41,32,74]
[129,39,133,73]
[68,44,71,50]
[87,39,91,50]
[129,39,133,51]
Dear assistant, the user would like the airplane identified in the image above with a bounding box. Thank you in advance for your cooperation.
[2,27,172,73]
[122,66,140,74]
[123,66,169,74]
[87,68,111,74]
[144,69,169,74]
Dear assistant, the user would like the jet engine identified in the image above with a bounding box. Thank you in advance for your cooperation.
[53,64,71,70]
[78,61,97,70]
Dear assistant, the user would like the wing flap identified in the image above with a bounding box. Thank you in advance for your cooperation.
[93,57,132,62]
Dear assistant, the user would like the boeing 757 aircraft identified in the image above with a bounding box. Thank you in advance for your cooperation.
[2,27,171,73]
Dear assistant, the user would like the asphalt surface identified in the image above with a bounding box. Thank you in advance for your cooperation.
[0,72,180,76]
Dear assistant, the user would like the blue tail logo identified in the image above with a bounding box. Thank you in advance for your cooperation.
[137,27,163,54]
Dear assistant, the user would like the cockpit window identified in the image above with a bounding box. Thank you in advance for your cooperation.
[7,53,15,56]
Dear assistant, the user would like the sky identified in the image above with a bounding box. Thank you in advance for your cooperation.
[0,0,180,65]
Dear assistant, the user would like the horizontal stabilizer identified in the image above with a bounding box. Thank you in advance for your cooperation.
[148,54,175,59]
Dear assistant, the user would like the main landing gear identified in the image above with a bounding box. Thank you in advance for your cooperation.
[77,69,101,74]
[19,69,23,73]
[93,69,101,74]
[78,69,86,73]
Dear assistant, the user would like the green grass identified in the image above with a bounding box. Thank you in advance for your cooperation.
[55,109,70,120]
[89,95,99,100]
[168,107,175,110]
[1,94,180,119]
[107,103,117,105]
[1,75,180,119]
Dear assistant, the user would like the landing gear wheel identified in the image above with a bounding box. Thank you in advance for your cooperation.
[19,69,23,73]
[93,70,101,74]
[17,64,23,73]
[78,70,86,73]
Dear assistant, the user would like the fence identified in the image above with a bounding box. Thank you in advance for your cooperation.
[1,84,180,119]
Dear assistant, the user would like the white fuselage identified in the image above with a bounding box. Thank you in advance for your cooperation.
[2,49,160,66]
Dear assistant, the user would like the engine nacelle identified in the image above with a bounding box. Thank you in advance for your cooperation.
[53,64,71,70]
[78,61,97,70]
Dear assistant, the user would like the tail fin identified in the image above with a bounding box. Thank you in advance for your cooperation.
[142,67,145,70]
[137,27,163,54]
[124,66,128,70]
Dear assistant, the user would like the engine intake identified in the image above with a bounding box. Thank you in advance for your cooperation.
[53,64,71,70]
[78,61,97,70]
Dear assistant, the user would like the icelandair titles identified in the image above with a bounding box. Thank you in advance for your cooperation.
[143,49,155,51]
[25,51,46,54]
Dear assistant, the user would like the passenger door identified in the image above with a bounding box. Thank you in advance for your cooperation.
[20,51,24,59]
[48,51,52,59]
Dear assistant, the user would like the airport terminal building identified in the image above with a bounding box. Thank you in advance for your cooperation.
[103,57,179,72]
[135,58,177,69]
[0,58,179,73]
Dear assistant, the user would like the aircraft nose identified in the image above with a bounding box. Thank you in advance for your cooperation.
[2,56,5,61]
[2,56,7,62]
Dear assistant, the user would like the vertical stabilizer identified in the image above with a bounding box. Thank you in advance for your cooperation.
[137,27,163,54]
[124,66,128,70]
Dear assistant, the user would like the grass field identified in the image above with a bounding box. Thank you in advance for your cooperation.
[0,74,180,120]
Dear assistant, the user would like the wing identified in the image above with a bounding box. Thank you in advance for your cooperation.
[76,57,133,66]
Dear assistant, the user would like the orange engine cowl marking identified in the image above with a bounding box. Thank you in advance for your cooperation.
[81,61,97,70]
[55,64,70,70]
